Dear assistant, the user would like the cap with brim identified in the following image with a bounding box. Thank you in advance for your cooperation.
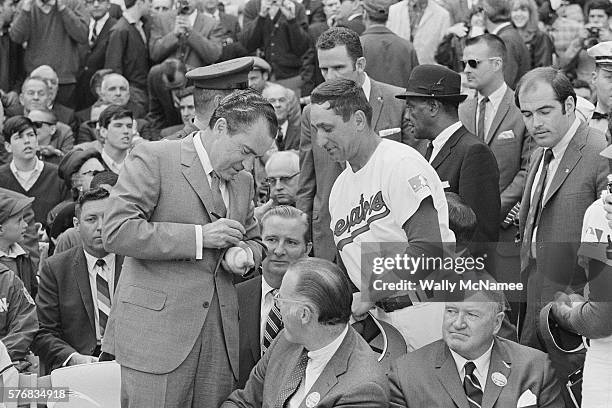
[252,57,271,73]
[0,192,34,224]
[588,42,612,71]
[395,64,467,102]
[186,57,254,90]
[363,0,390,20]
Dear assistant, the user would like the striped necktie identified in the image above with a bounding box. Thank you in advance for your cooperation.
[262,289,283,355]
[273,348,308,408]
[95,259,111,338]
[463,361,483,408]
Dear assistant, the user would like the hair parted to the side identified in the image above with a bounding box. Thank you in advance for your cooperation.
[261,205,310,243]
[98,105,134,129]
[75,187,110,219]
[316,27,364,65]
[465,33,507,63]
[2,116,35,144]
[290,258,352,325]
[310,78,373,127]
[208,89,278,137]
[514,67,576,113]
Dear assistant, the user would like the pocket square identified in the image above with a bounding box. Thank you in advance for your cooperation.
[379,128,401,137]
[441,181,450,189]
[517,389,537,408]
[497,130,515,140]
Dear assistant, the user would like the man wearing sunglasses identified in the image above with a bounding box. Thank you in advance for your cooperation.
[26,109,73,164]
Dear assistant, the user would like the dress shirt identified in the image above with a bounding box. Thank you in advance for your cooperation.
[362,73,371,102]
[429,121,463,163]
[83,250,116,342]
[89,13,110,43]
[101,150,125,174]
[0,243,26,258]
[530,117,580,248]
[449,341,493,393]
[9,159,44,192]
[490,22,511,35]
[279,121,289,139]
[288,325,349,408]
[476,83,507,139]
[589,102,609,135]
[123,13,147,44]
[259,276,276,344]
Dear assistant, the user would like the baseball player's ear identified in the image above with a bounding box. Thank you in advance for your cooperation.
[353,110,367,130]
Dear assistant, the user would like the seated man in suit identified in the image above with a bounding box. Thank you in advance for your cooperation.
[389,286,564,408]
[236,205,311,388]
[399,64,501,256]
[30,66,78,133]
[224,257,389,407]
[33,187,123,372]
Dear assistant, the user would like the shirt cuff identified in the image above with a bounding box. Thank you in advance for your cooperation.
[62,352,77,367]
[195,225,203,260]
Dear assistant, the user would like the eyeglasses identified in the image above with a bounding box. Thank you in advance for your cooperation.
[265,172,299,185]
[461,57,500,69]
[32,121,54,129]
[273,292,310,308]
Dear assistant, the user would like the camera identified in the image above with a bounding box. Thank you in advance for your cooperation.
[583,26,600,49]
[177,0,191,15]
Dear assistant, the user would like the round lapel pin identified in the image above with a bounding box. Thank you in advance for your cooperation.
[491,372,507,387]
[305,392,320,408]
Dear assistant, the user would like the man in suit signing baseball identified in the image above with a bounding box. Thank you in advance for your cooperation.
[224,258,389,407]
[101,84,275,406]
[389,287,564,408]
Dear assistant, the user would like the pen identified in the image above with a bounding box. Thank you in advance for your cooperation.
[210,212,223,219]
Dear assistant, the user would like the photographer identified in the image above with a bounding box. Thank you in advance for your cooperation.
[559,0,612,82]
[149,0,224,69]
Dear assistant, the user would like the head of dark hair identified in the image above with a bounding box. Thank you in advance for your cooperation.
[91,171,119,189]
[514,67,576,113]
[90,68,114,96]
[193,88,233,116]
[484,0,512,22]
[586,0,611,17]
[2,116,35,144]
[124,0,138,9]
[261,205,310,244]
[310,78,373,127]
[208,89,278,137]
[75,187,110,219]
[445,192,477,247]
[316,27,364,65]
[161,58,188,89]
[98,105,134,129]
[465,33,507,63]
[290,258,352,325]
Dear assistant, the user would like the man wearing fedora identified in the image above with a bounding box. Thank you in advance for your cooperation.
[398,64,500,257]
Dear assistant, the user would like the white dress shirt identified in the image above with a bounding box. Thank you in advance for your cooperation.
[449,341,494,393]
[89,12,110,44]
[101,150,125,175]
[589,101,609,135]
[362,73,372,102]
[10,159,44,192]
[530,118,581,250]
[429,121,463,163]
[0,243,26,258]
[288,325,349,408]
[476,83,507,139]
[259,276,275,348]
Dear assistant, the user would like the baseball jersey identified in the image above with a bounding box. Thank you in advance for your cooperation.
[329,139,455,287]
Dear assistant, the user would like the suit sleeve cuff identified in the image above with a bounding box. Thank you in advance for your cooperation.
[195,225,203,260]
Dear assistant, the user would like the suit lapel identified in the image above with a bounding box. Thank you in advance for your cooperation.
[297,328,356,408]
[481,339,512,408]
[369,81,384,131]
[434,343,470,408]
[73,248,96,334]
[463,97,478,134]
[180,135,216,219]
[430,127,463,169]
[485,89,512,144]
[542,126,585,208]
[249,278,263,359]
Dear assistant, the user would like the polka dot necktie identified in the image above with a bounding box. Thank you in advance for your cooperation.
[273,348,308,408]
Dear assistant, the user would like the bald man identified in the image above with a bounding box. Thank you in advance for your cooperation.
[255,151,301,220]
[30,65,78,133]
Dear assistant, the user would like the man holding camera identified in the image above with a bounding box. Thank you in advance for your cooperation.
[149,0,225,69]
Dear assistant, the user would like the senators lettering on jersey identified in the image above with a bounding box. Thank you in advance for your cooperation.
[334,191,390,250]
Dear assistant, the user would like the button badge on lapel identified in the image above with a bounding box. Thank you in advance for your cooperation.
[491,372,507,387]
[305,392,320,407]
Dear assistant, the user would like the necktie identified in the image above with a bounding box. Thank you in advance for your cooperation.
[276,129,285,151]
[520,149,554,267]
[89,25,98,47]
[95,259,111,338]
[477,96,489,140]
[262,289,284,355]
[463,362,483,408]
[424,141,434,162]
[210,171,227,218]
[273,348,309,408]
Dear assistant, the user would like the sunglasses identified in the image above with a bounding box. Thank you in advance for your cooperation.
[462,57,500,69]
[32,121,54,129]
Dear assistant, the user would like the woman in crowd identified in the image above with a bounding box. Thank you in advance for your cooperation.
[511,0,555,68]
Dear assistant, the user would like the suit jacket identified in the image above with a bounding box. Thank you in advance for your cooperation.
[165,121,198,140]
[389,337,564,408]
[335,14,365,35]
[32,246,123,371]
[297,78,410,261]
[52,103,78,134]
[105,16,151,90]
[149,10,223,68]
[496,25,531,90]
[223,326,389,407]
[236,276,263,389]
[75,15,117,110]
[361,25,419,89]
[101,136,264,377]
[518,122,608,286]
[282,121,300,151]
[427,126,500,248]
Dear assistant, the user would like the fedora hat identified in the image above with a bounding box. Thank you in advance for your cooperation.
[396,64,467,102]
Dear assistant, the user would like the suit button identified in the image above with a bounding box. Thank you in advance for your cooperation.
[203,301,210,308]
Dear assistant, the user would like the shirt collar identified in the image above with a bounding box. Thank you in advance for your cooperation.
[478,82,507,109]
[261,275,275,298]
[101,150,124,172]
[10,158,44,175]
[595,101,607,114]
[192,132,214,176]
[0,243,26,259]
[91,12,110,31]
[362,73,371,102]
[490,22,512,35]
[432,121,463,150]
[280,121,289,136]
[551,117,580,160]
[449,340,494,381]
[83,248,115,274]
[307,324,349,359]
[124,13,141,26]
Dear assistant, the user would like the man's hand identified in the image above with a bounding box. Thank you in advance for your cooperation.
[279,0,295,20]
[351,292,374,321]
[254,199,274,222]
[174,15,190,36]
[202,218,246,249]
[68,353,98,366]
[222,245,255,275]
[259,0,272,18]
[447,22,468,38]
